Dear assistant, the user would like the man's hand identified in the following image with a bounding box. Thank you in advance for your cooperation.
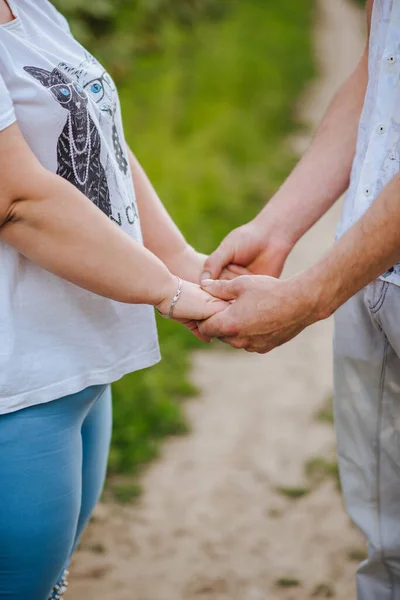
[201,219,294,281]
[158,246,246,343]
[198,275,320,353]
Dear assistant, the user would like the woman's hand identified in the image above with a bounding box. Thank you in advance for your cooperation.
[156,277,229,342]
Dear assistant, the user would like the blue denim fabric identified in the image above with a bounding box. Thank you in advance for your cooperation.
[0,384,112,599]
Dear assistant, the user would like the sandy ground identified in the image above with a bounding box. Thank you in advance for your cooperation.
[69,2,367,599]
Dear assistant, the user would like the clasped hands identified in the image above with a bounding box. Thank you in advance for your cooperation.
[163,219,321,354]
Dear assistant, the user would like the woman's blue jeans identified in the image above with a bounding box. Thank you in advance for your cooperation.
[0,384,112,599]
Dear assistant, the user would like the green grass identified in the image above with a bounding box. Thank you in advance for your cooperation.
[347,547,367,562]
[312,583,335,597]
[107,0,316,485]
[275,456,339,505]
[276,577,301,588]
[315,395,334,424]
[305,456,340,488]
[276,486,310,499]
[86,542,106,554]
[57,0,315,486]
[109,481,142,503]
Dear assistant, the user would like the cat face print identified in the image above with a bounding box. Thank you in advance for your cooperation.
[58,56,116,115]
[24,66,88,114]
[84,70,116,113]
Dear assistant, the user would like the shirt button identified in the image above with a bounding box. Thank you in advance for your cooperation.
[365,186,372,196]
[387,55,396,64]
[377,124,386,134]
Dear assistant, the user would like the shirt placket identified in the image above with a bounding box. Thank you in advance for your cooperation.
[353,0,399,223]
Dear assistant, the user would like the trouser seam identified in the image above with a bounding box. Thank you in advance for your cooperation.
[376,335,392,595]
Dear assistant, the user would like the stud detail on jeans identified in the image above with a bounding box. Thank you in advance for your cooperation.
[48,569,69,600]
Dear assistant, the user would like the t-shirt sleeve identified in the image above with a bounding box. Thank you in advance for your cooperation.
[0,73,16,132]
[43,0,72,35]
[54,10,72,35]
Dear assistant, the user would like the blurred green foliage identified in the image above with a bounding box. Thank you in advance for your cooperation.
[53,0,315,490]
[53,0,228,80]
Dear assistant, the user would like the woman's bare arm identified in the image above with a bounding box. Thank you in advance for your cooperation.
[0,123,226,320]
[126,148,188,265]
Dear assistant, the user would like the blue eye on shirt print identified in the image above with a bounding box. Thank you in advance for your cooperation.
[83,71,128,176]
[91,82,102,94]
[83,71,116,109]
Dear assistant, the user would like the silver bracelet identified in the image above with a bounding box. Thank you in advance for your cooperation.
[157,276,183,319]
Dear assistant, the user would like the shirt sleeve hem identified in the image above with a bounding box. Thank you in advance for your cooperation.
[0,107,17,132]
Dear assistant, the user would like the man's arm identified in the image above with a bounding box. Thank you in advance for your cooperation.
[301,171,400,319]
[201,0,372,281]
[198,168,400,353]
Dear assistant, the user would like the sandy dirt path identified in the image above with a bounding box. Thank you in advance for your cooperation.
[69,2,366,598]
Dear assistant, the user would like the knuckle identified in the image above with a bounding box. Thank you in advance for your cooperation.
[230,279,244,296]
[198,322,210,336]
[203,255,212,269]
[224,320,239,337]
[220,269,235,280]
[233,275,251,293]
[230,279,241,294]
[206,247,231,274]
[218,237,234,256]
[231,338,245,349]
[260,344,272,354]
[208,282,223,297]
[225,228,239,241]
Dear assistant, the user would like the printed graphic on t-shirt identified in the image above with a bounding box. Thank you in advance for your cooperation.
[58,53,129,176]
[23,54,138,229]
[24,65,112,217]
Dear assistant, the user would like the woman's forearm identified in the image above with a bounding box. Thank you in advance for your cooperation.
[0,124,177,308]
[127,148,191,266]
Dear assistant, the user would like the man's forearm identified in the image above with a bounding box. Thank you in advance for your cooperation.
[300,173,400,321]
[256,44,368,245]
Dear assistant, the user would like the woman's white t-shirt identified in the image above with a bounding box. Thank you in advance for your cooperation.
[0,0,161,414]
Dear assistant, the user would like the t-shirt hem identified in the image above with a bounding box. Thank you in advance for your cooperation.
[0,348,161,415]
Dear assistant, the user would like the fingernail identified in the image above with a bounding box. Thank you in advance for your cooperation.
[201,271,212,282]
[201,279,214,286]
